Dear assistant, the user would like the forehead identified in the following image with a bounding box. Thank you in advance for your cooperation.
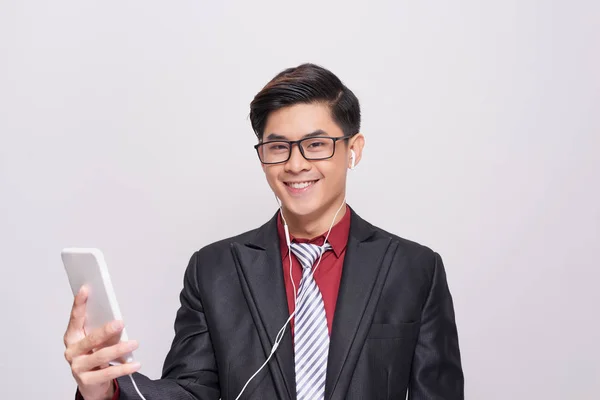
[263,103,343,140]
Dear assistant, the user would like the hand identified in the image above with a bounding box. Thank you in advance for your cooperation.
[63,286,141,400]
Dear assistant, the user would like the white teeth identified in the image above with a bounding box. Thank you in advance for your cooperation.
[288,181,315,189]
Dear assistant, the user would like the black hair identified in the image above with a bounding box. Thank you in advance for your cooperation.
[249,63,361,141]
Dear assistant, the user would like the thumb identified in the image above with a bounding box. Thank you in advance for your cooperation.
[64,285,89,346]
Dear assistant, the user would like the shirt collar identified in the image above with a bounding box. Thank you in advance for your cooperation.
[276,205,351,258]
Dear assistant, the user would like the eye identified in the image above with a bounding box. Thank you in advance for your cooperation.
[306,140,328,149]
[266,143,289,152]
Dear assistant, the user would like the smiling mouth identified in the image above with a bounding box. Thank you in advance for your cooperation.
[284,180,319,189]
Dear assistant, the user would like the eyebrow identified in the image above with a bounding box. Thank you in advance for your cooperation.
[265,129,329,141]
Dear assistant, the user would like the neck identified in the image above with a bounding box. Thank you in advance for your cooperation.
[282,198,347,239]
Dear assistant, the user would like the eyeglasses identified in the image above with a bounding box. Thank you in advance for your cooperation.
[254,135,353,165]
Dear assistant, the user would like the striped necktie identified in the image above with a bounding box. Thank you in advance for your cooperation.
[290,241,332,400]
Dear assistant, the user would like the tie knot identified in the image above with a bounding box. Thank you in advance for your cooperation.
[290,242,332,271]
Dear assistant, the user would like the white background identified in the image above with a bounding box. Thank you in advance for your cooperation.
[1,1,598,398]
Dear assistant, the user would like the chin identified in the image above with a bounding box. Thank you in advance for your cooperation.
[278,193,323,218]
[289,203,320,218]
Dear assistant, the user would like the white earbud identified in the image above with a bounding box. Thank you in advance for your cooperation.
[350,149,356,170]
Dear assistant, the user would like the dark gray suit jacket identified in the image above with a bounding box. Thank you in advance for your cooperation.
[116,208,464,399]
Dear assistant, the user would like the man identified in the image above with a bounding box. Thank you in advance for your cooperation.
[63,63,464,399]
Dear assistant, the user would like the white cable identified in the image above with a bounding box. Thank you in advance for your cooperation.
[234,197,346,400]
[129,373,147,400]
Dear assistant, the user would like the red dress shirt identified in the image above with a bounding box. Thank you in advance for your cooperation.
[277,205,351,335]
[77,206,350,399]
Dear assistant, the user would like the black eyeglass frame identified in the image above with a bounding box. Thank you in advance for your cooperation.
[254,134,354,165]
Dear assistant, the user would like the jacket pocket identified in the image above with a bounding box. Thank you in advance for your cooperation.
[367,322,420,339]
[363,322,419,398]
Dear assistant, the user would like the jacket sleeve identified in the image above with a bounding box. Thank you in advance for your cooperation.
[408,252,464,400]
[116,251,221,400]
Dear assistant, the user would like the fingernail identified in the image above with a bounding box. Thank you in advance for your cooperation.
[131,362,141,370]
[112,320,123,330]
[128,340,138,350]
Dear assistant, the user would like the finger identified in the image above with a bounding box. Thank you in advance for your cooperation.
[72,340,139,373]
[64,286,89,346]
[75,320,124,355]
[65,320,124,363]
[78,362,141,386]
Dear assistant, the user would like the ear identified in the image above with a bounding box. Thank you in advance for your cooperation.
[348,133,365,169]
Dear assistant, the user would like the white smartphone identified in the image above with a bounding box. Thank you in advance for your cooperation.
[61,247,134,364]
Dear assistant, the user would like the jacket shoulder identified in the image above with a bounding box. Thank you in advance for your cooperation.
[367,221,440,268]
[201,227,260,252]
[194,217,272,260]
[179,225,264,287]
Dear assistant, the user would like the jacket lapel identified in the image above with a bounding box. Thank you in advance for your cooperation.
[325,209,395,400]
[231,213,296,400]
[231,209,395,400]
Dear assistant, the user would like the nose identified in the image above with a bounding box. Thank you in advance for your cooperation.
[284,143,311,173]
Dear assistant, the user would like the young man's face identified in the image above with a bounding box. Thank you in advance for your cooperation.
[261,103,362,219]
